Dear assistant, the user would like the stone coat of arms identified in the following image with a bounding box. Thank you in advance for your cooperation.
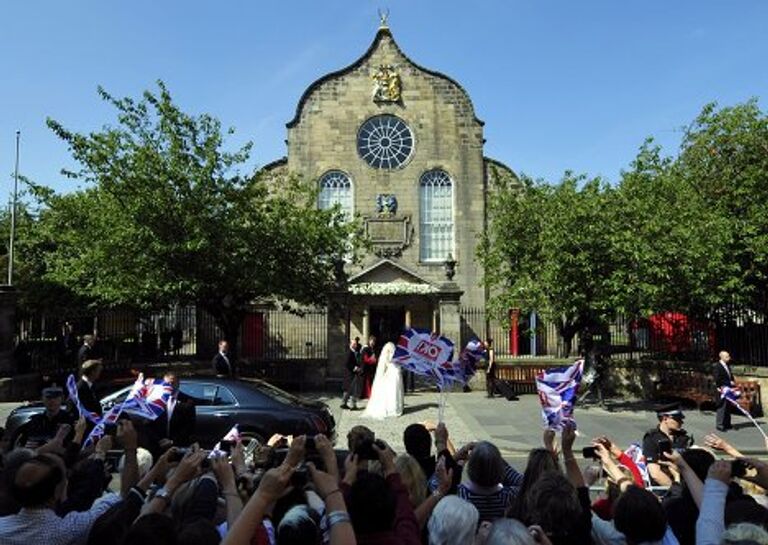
[376,194,398,217]
[372,64,402,103]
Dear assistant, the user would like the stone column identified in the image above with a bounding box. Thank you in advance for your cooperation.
[404,308,412,329]
[0,286,18,376]
[362,307,370,340]
[432,308,439,333]
[438,283,463,356]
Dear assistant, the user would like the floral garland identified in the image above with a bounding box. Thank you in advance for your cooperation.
[349,282,439,295]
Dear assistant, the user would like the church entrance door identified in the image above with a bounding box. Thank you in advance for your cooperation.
[369,306,405,348]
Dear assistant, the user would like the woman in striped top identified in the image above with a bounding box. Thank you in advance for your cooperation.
[456,441,523,522]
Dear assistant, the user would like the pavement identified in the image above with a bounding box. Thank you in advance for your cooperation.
[3,389,766,462]
[319,389,768,460]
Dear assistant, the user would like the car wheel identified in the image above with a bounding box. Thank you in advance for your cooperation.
[239,431,265,460]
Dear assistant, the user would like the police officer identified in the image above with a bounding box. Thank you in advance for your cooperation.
[19,384,75,448]
[642,403,694,486]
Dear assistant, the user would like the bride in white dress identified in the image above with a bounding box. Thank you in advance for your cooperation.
[362,341,404,419]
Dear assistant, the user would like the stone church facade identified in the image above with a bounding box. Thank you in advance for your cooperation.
[262,23,515,380]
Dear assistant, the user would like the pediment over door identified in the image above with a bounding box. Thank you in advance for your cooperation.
[347,259,439,295]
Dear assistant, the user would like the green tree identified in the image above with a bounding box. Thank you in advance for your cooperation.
[675,100,768,310]
[481,170,616,356]
[607,140,735,317]
[43,81,358,353]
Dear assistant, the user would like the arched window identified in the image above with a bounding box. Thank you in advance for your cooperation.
[318,170,353,221]
[419,169,454,261]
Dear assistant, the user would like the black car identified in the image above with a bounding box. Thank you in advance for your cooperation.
[4,377,335,451]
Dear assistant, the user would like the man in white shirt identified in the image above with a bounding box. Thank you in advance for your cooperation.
[0,453,120,545]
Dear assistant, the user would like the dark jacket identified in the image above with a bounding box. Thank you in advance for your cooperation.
[212,352,233,376]
[714,361,734,390]
[77,344,94,364]
[346,347,361,374]
[145,393,196,455]
[76,378,103,417]
[21,409,75,447]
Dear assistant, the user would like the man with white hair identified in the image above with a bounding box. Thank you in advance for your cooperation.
[714,350,735,432]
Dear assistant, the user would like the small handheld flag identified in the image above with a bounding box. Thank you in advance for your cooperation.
[535,359,584,431]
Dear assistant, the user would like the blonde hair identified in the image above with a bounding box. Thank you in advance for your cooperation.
[721,523,768,544]
[395,454,427,507]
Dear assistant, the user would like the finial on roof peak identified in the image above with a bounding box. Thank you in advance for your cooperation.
[378,8,390,29]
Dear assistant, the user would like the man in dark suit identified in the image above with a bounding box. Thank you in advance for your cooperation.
[714,350,735,431]
[212,339,233,376]
[145,371,196,457]
[77,335,96,365]
[77,359,104,418]
[73,359,103,435]
[341,337,362,410]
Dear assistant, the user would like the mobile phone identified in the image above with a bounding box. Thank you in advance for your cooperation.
[169,448,189,463]
[291,463,309,488]
[582,446,598,459]
[104,423,118,437]
[657,439,672,456]
[219,440,233,454]
[305,435,316,452]
[732,459,748,478]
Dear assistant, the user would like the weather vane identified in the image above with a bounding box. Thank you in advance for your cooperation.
[378,8,390,29]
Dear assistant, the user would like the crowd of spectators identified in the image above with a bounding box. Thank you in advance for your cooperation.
[3,384,768,545]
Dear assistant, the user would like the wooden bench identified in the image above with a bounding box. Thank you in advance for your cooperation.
[494,364,550,395]
[654,366,763,416]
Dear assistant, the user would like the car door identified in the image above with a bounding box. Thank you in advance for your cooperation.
[179,382,238,447]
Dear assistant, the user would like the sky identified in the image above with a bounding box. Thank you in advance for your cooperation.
[1,0,766,203]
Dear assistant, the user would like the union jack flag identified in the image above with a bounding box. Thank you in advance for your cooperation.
[83,401,125,448]
[535,360,584,430]
[624,443,652,487]
[122,374,173,420]
[66,374,101,424]
[392,328,459,389]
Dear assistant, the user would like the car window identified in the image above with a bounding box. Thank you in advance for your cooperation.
[213,386,237,406]
[180,383,217,406]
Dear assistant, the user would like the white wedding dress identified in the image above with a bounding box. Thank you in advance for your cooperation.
[363,342,404,419]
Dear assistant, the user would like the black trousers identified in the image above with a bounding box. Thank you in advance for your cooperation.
[716,400,732,430]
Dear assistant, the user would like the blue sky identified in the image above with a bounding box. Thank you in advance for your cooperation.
[1,1,766,202]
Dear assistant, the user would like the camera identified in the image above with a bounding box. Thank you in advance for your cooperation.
[355,438,386,460]
[305,435,316,452]
[104,423,118,437]
[582,446,598,459]
[732,459,748,478]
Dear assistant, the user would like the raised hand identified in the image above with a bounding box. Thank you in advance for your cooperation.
[343,453,360,486]
[257,464,295,502]
[561,421,576,452]
[284,435,306,468]
[435,455,454,496]
[307,461,340,500]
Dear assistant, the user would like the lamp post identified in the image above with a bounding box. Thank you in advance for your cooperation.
[7,130,19,286]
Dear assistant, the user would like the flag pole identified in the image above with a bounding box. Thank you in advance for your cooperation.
[7,130,20,285]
